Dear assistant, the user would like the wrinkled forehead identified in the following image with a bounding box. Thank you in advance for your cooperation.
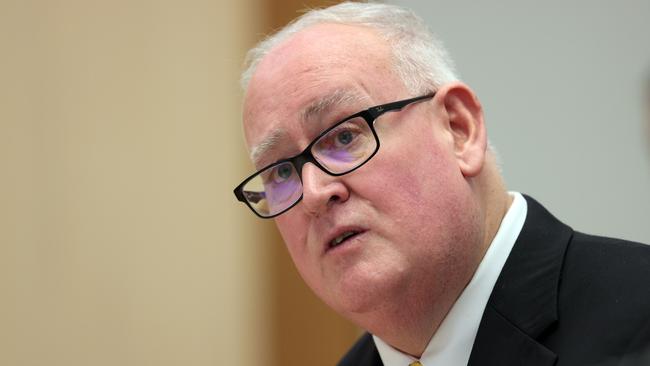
[242,23,404,157]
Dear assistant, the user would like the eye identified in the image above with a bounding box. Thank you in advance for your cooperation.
[309,115,377,172]
[272,163,294,183]
[336,130,355,146]
[320,124,363,151]
[312,116,373,161]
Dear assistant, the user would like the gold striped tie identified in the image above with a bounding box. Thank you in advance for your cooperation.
[409,362,422,366]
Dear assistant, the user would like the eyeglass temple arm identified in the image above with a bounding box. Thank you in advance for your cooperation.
[367,93,435,119]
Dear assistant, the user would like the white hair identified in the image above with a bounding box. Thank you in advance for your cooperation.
[240,1,459,94]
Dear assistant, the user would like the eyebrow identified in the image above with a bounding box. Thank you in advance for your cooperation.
[250,89,369,168]
[250,127,288,168]
[301,89,369,123]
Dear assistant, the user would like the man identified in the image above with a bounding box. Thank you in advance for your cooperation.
[233,2,650,365]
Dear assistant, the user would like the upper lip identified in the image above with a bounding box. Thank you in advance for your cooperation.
[323,225,367,253]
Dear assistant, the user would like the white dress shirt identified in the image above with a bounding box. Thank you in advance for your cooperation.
[373,192,528,366]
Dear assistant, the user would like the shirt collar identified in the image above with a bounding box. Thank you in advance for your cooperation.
[374,192,528,366]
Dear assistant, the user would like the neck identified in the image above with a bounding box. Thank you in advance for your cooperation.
[479,158,513,260]
[356,288,459,357]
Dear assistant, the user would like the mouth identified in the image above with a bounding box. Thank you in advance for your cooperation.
[327,229,365,251]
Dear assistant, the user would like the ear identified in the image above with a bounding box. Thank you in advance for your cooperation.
[437,82,487,177]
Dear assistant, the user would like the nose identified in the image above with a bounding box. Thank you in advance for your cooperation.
[300,163,350,216]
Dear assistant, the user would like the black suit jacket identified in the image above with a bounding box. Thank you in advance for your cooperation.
[338,196,650,366]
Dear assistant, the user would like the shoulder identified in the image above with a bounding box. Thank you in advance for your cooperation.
[520,194,650,302]
[337,333,382,366]
[561,232,650,305]
[514,195,650,363]
[548,232,650,363]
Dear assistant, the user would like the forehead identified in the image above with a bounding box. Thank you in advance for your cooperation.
[243,23,405,159]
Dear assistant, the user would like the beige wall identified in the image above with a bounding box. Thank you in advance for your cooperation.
[0,0,270,365]
[1,1,361,365]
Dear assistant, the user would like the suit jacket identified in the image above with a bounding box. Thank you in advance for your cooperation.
[338,195,650,366]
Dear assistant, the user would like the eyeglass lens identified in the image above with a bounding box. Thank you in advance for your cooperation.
[241,116,377,217]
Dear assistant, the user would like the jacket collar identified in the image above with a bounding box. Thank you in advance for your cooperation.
[468,195,573,366]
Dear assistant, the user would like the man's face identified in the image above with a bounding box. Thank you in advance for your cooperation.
[243,24,483,319]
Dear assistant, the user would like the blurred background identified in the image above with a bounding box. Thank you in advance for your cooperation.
[0,1,648,366]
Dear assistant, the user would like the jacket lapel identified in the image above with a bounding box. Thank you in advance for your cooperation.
[468,195,573,366]
[337,332,383,366]
[468,304,557,366]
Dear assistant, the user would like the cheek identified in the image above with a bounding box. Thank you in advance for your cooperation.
[275,214,306,261]
[274,214,324,290]
[359,125,477,249]
[366,129,460,215]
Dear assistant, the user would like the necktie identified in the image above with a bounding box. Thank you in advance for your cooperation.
[409,362,422,366]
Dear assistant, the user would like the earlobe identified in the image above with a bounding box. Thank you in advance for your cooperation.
[438,83,487,177]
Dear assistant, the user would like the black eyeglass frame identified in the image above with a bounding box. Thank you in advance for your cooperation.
[233,93,435,219]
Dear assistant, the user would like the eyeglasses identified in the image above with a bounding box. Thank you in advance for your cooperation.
[234,93,435,218]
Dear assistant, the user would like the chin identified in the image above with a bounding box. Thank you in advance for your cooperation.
[324,262,409,316]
